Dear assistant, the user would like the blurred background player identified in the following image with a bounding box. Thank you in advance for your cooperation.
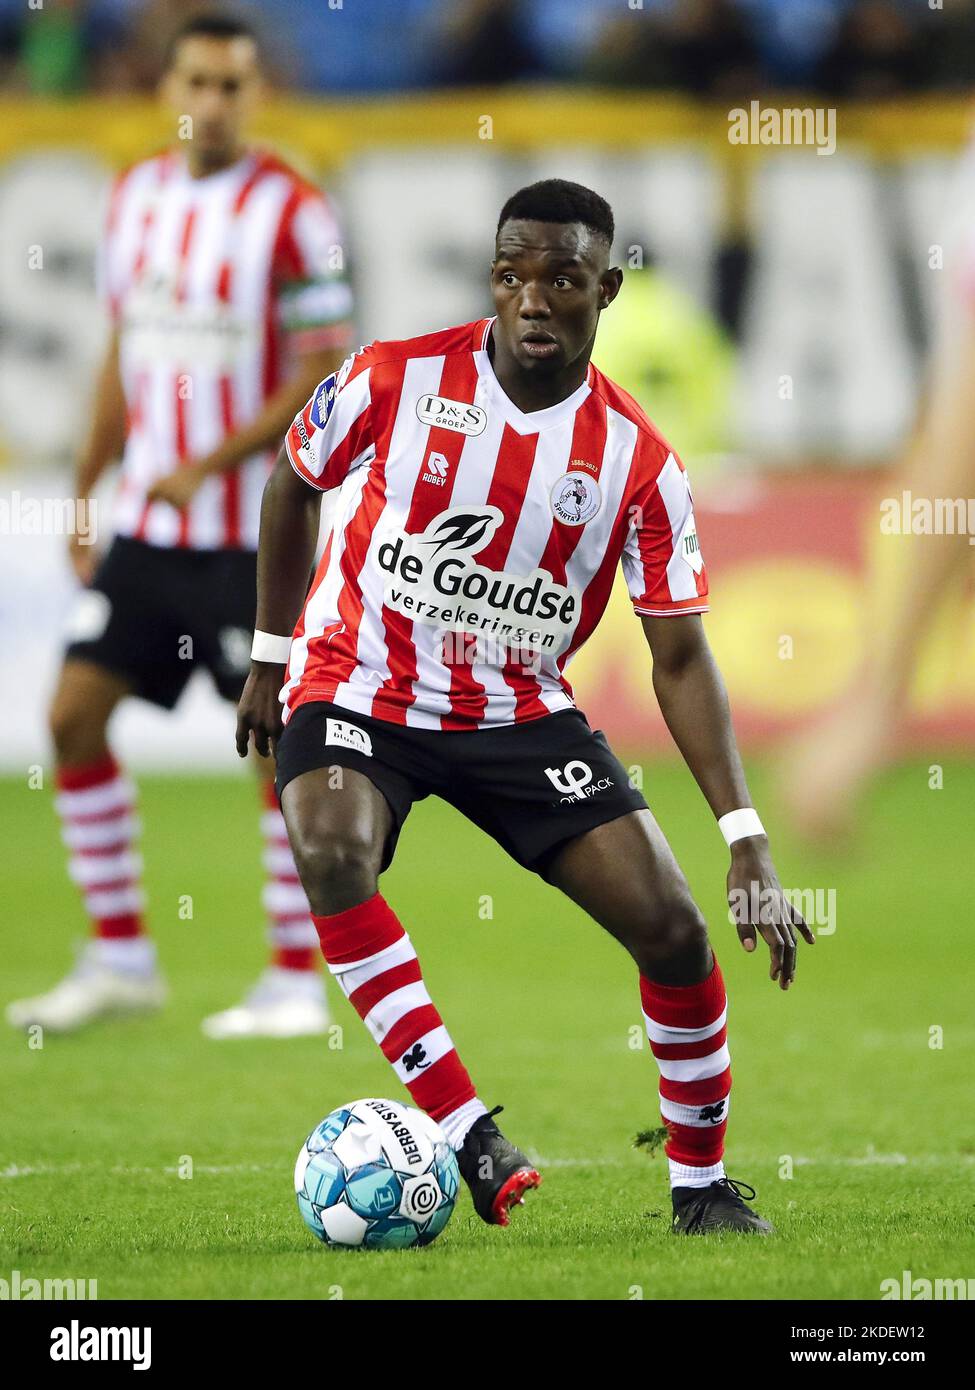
[780,143,975,841]
[6,10,354,1036]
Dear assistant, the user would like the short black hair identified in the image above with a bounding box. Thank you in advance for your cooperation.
[166,10,259,66]
[497,179,615,248]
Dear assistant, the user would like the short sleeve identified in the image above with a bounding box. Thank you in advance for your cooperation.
[621,446,709,617]
[274,188,354,354]
[285,351,374,493]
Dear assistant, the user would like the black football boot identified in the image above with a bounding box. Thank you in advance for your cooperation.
[671,1177,774,1234]
[457,1106,541,1226]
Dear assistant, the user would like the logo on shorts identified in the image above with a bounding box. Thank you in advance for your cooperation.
[416,395,487,436]
[66,589,111,643]
[544,759,614,803]
[218,626,252,675]
[550,472,601,526]
[324,718,373,757]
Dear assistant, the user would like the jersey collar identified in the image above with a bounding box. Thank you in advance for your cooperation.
[473,317,592,436]
[171,148,257,188]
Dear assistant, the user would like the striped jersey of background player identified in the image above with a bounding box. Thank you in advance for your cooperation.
[6,13,354,1041]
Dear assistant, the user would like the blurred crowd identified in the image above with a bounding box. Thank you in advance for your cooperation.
[0,0,971,100]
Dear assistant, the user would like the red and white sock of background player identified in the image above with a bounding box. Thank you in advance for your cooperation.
[312,893,488,1148]
[259,781,322,992]
[640,953,731,1189]
[55,755,155,976]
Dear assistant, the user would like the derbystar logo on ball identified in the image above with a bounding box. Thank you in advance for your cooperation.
[377,505,580,654]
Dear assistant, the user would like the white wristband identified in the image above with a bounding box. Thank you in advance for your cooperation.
[718,808,766,846]
[251,630,293,664]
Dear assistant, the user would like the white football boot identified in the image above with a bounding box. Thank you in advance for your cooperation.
[201,967,329,1040]
[6,940,167,1033]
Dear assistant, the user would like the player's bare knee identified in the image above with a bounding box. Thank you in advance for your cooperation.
[48,693,104,764]
[289,825,382,914]
[629,895,709,975]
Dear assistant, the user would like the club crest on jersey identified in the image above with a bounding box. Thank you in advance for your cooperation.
[377,504,580,656]
[416,395,487,436]
[550,471,601,526]
[310,374,338,429]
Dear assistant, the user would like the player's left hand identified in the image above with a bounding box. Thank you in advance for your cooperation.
[727,840,815,990]
[146,464,208,510]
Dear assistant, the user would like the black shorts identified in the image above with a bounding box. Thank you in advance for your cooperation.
[63,535,257,709]
[274,700,648,879]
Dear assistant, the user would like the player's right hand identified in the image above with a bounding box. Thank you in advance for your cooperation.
[235,664,286,758]
[67,530,99,586]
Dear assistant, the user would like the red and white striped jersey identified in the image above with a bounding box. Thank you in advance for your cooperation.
[281,317,709,731]
[101,147,353,551]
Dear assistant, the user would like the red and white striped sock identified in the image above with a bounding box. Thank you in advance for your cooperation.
[260,781,319,975]
[640,953,730,1189]
[56,755,155,974]
[312,893,487,1149]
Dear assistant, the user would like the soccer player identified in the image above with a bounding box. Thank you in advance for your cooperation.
[6,14,353,1037]
[237,180,811,1233]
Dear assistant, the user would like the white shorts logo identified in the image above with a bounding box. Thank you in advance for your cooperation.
[218,626,252,675]
[66,589,111,643]
[545,760,592,799]
[324,719,373,757]
[550,472,601,526]
[544,759,614,803]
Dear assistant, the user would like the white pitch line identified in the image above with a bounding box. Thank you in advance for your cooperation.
[0,1162,279,1179]
[524,1152,975,1170]
[2,1153,972,1180]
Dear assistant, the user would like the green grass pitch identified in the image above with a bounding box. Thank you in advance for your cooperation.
[1,759,973,1300]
